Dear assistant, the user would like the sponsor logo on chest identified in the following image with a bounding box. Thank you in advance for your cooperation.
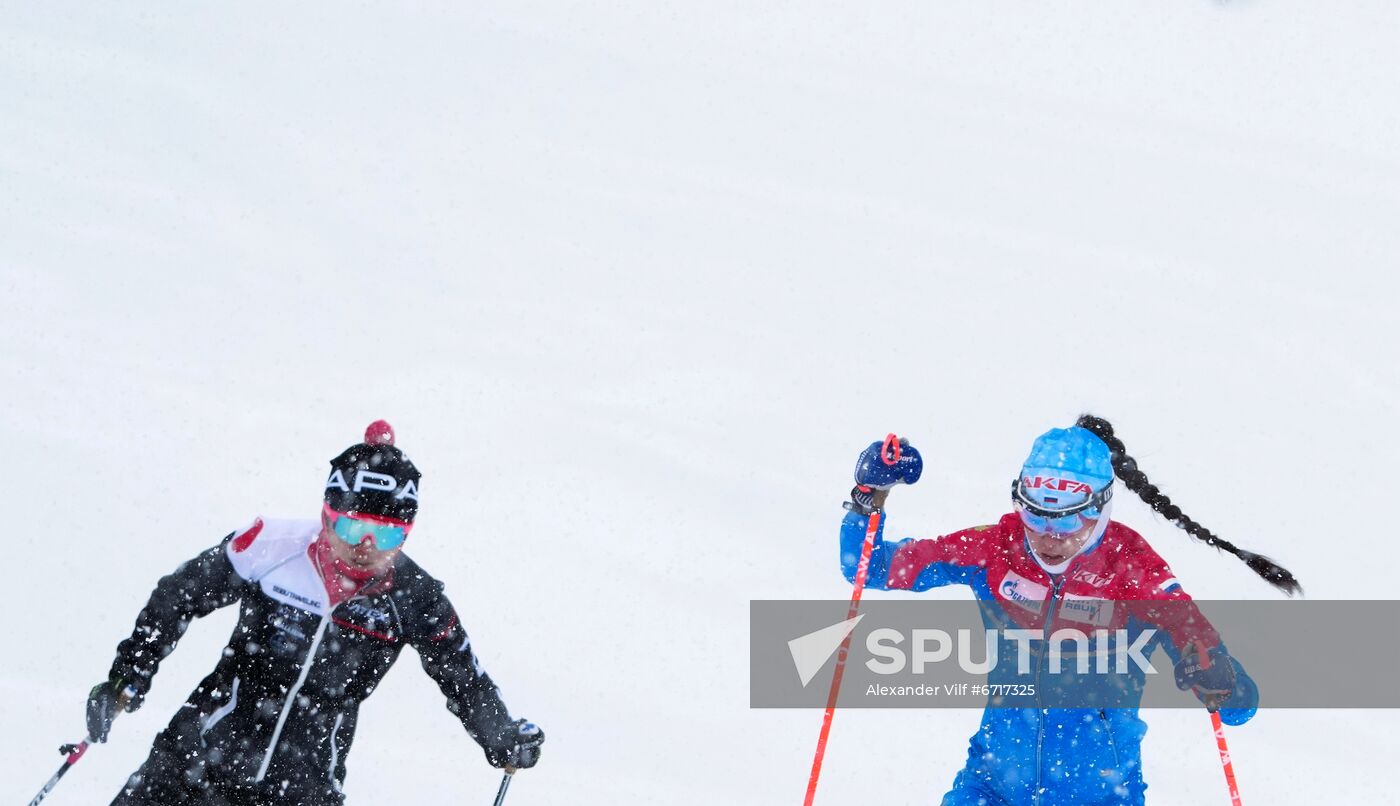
[258,556,329,617]
[997,570,1048,614]
[1071,568,1116,588]
[268,604,312,641]
[343,600,394,629]
[1058,593,1116,627]
[271,584,323,612]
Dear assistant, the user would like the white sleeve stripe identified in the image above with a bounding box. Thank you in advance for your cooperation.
[1159,577,1180,591]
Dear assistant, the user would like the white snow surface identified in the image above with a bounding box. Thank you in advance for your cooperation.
[2,3,1397,804]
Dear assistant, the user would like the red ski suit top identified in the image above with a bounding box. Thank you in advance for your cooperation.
[838,510,1259,806]
[882,513,1221,652]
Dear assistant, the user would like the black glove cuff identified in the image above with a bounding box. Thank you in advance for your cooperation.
[844,486,878,516]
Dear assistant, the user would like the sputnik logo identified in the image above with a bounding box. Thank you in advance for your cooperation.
[787,615,864,687]
[786,615,1158,682]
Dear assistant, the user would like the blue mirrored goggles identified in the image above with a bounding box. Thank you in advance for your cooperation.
[328,507,411,551]
[1011,479,1111,536]
[1017,507,1099,535]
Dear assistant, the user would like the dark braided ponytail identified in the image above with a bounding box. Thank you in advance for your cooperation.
[1075,414,1302,597]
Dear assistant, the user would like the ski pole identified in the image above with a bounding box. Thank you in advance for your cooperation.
[29,684,136,805]
[1192,640,1243,806]
[802,433,900,806]
[492,769,514,805]
[1210,712,1243,806]
[27,738,92,806]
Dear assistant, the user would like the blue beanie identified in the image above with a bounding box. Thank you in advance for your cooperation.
[1018,426,1114,509]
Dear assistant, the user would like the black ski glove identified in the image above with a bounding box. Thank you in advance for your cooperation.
[1174,644,1237,711]
[483,719,544,770]
[86,678,142,743]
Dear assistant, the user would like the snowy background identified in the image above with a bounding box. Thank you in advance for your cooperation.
[2,2,1397,804]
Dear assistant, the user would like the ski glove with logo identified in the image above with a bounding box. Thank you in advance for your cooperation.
[1174,644,1237,711]
[86,678,142,743]
[484,719,545,770]
[845,437,923,515]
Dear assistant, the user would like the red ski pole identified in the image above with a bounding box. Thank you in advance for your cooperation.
[1210,711,1244,806]
[27,739,92,806]
[1193,640,1243,806]
[29,685,135,806]
[802,434,900,806]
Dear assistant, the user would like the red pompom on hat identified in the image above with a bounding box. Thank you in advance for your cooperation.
[364,419,395,446]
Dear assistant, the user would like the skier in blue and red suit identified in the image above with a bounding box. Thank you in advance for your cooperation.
[838,416,1300,806]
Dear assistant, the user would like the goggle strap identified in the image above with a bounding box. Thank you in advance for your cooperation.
[1010,478,1113,519]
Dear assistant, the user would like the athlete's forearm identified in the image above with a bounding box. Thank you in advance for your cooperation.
[109,541,245,693]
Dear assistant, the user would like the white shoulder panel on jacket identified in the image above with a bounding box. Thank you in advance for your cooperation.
[225,517,319,581]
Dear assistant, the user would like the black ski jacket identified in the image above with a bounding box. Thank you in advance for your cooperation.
[107,517,517,802]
